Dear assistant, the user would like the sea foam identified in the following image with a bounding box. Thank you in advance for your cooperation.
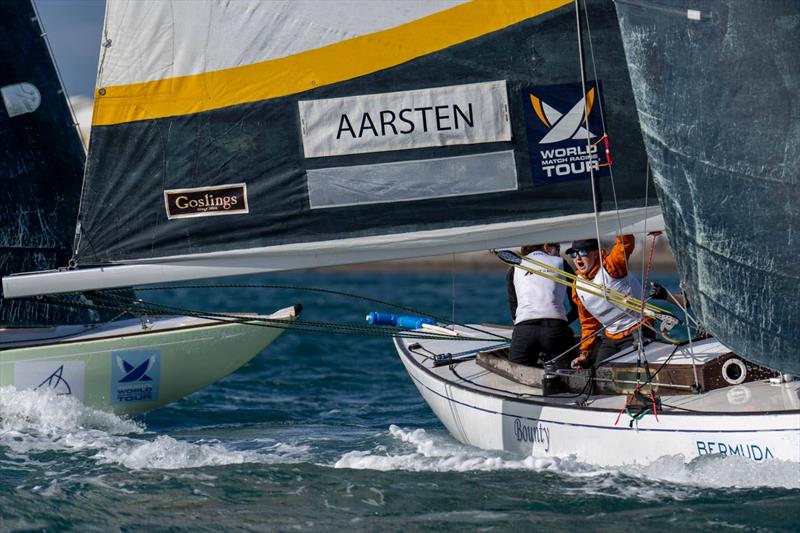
[0,386,308,470]
[335,424,800,491]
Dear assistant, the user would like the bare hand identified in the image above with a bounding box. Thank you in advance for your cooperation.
[570,350,591,369]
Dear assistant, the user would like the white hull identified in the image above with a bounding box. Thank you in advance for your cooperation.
[0,305,298,415]
[395,326,800,466]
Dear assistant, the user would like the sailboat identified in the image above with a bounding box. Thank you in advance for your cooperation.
[0,0,298,416]
[1,0,796,462]
[393,0,800,466]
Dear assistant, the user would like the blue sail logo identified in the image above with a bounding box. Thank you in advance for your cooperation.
[528,87,598,144]
[521,81,610,185]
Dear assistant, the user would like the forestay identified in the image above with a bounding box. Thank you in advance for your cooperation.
[4,0,661,297]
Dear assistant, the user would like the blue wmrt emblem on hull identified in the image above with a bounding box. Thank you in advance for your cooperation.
[111,350,161,404]
[521,81,610,185]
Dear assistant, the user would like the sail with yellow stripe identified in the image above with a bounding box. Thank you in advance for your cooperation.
[4,0,660,297]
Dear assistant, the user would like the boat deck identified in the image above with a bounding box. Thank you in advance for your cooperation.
[396,324,800,415]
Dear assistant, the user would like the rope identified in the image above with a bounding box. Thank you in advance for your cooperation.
[613,387,660,427]
[122,283,508,339]
[499,251,678,320]
[33,284,511,344]
[634,231,659,384]
[574,0,607,301]
[451,254,456,325]
[582,0,622,233]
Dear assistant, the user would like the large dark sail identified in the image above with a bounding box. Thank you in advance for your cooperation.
[615,0,800,374]
[0,0,96,324]
[77,0,654,264]
[4,0,661,297]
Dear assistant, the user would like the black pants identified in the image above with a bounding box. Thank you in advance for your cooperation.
[592,327,656,366]
[509,319,576,369]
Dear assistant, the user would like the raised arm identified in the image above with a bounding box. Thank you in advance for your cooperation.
[603,234,635,279]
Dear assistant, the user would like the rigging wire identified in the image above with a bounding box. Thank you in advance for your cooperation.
[40,294,502,343]
[581,0,623,233]
[30,1,87,154]
[24,282,513,345]
[578,0,659,384]
[507,251,676,317]
[574,0,606,296]
[451,253,456,326]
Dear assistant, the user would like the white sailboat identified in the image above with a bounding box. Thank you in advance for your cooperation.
[395,333,798,466]
[393,0,800,466]
[0,0,297,416]
[1,0,796,463]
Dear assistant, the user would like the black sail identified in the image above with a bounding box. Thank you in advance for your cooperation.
[0,0,95,324]
[75,0,655,265]
[615,0,800,373]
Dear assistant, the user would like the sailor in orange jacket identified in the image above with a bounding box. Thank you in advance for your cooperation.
[566,235,653,369]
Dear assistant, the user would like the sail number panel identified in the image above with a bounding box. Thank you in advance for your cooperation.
[298,80,511,158]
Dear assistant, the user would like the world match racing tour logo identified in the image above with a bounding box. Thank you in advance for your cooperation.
[522,81,611,185]
[111,350,161,404]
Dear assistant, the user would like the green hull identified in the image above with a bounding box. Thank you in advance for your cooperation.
[0,316,289,415]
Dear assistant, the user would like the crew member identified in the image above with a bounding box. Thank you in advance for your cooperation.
[567,235,654,369]
[506,243,577,368]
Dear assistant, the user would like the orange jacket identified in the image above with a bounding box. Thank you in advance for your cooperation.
[570,235,647,352]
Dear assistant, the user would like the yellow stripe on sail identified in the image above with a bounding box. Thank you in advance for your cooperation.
[92,0,571,126]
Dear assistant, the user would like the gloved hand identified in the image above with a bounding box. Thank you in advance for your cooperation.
[649,282,668,300]
[570,350,591,369]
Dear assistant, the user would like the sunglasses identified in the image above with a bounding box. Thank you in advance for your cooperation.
[568,250,592,258]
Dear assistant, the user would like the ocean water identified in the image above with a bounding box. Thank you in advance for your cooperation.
[1,271,799,531]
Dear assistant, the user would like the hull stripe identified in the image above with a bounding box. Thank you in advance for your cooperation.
[408,372,800,434]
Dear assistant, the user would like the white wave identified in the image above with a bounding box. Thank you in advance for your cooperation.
[0,386,309,471]
[93,437,310,470]
[619,453,800,490]
[0,385,142,456]
[335,425,800,491]
[334,425,584,473]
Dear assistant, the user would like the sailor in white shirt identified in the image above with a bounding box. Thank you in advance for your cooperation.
[506,243,578,367]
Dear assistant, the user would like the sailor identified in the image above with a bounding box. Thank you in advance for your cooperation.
[567,235,654,369]
[506,243,577,368]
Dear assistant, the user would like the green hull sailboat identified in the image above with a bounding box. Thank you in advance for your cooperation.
[0,1,295,415]
[1,309,297,416]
